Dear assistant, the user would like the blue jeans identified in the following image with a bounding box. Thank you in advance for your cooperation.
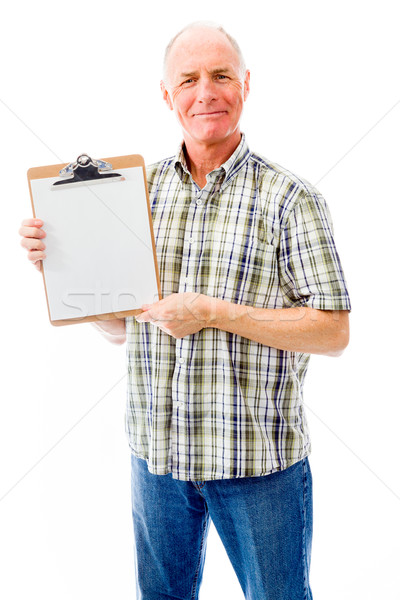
[130,455,313,600]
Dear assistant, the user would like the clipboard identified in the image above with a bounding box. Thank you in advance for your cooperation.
[27,153,162,326]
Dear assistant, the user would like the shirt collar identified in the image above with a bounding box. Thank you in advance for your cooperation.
[174,134,251,188]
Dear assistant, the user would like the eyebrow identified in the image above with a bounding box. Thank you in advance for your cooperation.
[179,67,231,79]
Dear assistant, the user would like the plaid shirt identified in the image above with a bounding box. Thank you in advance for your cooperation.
[125,135,351,481]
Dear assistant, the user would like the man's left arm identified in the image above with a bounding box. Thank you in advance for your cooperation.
[135,185,351,355]
[134,293,349,357]
[211,300,349,356]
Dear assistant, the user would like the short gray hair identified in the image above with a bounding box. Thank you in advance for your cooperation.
[163,21,247,83]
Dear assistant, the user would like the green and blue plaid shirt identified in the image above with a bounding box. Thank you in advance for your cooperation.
[125,135,351,480]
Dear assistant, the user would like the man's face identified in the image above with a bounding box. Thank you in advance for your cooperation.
[161,28,250,149]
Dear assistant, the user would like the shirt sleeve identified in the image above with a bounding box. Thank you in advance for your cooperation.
[278,189,351,311]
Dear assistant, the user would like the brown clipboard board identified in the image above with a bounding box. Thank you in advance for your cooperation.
[27,154,162,326]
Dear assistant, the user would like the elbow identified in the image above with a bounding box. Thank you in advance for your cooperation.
[327,347,345,357]
[326,325,350,357]
[109,334,127,345]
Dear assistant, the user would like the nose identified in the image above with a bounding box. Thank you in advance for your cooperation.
[197,77,217,103]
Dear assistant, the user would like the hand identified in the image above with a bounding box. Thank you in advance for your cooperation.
[135,292,212,338]
[19,218,46,271]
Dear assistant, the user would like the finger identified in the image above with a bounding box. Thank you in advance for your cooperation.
[20,218,43,228]
[27,249,46,263]
[135,312,152,323]
[154,322,177,338]
[18,225,46,239]
[21,237,46,251]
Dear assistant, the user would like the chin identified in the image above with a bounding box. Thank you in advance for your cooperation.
[193,128,235,145]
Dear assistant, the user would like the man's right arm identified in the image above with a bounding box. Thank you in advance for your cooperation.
[19,218,126,345]
[91,319,126,345]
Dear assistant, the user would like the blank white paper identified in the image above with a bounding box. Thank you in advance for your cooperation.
[30,166,159,321]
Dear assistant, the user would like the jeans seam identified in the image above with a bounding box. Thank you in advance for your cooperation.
[193,481,206,492]
[190,509,209,600]
[302,459,310,600]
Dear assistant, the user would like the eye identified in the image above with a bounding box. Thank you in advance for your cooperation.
[216,74,228,80]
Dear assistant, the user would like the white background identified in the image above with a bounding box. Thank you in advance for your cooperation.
[1,1,399,598]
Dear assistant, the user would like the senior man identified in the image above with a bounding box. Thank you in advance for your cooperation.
[20,22,351,600]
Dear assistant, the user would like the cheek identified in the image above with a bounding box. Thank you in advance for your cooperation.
[231,80,244,92]
[171,89,192,114]
[225,82,245,107]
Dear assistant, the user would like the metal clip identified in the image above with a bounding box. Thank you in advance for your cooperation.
[53,154,124,189]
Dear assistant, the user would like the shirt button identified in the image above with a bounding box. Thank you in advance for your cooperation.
[188,237,195,244]
[196,199,202,206]
[178,401,184,408]
[178,357,185,364]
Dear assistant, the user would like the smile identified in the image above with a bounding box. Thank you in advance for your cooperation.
[193,111,227,117]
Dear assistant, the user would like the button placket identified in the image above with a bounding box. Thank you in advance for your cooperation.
[173,179,214,464]
[178,182,205,291]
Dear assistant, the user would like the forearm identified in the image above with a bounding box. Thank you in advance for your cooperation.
[210,299,349,356]
[91,318,126,345]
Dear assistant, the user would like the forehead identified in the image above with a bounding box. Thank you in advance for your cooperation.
[166,28,241,80]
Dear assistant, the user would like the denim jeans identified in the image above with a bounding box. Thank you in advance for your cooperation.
[130,455,313,600]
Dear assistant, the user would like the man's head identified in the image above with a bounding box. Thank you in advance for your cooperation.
[161,22,250,150]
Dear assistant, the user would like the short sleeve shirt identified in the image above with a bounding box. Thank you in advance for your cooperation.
[125,135,351,480]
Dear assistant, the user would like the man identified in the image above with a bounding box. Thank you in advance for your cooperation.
[20,22,351,600]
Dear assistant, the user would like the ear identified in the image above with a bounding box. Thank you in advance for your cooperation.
[160,81,173,111]
[243,70,250,102]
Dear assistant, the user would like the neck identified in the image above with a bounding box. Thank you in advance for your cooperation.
[183,132,242,188]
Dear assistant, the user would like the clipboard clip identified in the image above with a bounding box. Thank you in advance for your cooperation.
[52,154,124,189]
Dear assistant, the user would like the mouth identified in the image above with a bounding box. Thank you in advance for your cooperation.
[193,110,227,117]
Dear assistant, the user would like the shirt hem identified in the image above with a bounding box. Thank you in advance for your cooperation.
[306,296,351,312]
[129,444,312,481]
